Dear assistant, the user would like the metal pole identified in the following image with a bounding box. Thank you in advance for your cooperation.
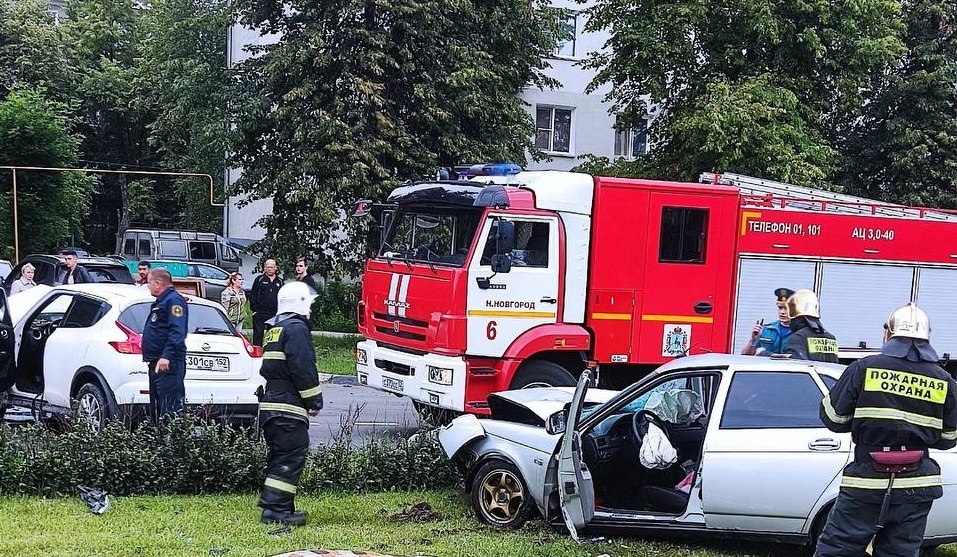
[11,169,18,264]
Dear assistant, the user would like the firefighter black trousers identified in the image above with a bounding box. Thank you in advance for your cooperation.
[258,417,310,513]
[815,493,933,557]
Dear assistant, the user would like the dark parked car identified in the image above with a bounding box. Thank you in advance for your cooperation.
[3,255,135,295]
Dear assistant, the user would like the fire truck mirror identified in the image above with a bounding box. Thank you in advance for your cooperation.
[379,210,394,247]
[491,253,512,274]
[491,219,515,254]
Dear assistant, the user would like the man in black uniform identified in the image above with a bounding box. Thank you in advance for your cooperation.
[257,281,322,525]
[784,289,839,363]
[249,258,283,346]
[816,303,957,557]
[142,268,189,420]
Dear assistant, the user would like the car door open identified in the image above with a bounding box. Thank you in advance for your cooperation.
[0,288,14,390]
[556,369,596,541]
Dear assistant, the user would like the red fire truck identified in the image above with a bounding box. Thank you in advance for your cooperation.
[354,165,957,419]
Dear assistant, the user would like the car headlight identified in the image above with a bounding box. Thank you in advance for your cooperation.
[356,348,368,365]
[427,365,453,386]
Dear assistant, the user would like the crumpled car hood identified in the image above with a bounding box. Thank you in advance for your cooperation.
[487,386,618,425]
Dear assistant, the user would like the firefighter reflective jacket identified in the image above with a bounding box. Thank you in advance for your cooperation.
[786,317,839,363]
[821,340,957,503]
[258,313,323,425]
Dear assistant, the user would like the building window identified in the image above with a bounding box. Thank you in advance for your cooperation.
[535,106,572,153]
[614,119,647,157]
[554,11,577,57]
[659,207,708,263]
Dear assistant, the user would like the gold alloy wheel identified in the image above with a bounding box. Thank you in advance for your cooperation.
[477,468,526,525]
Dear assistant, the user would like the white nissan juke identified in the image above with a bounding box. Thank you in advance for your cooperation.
[0,284,264,429]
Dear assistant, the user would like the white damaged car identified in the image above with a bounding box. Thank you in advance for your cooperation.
[438,354,957,551]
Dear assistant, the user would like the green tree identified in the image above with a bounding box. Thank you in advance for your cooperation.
[839,0,957,207]
[581,0,905,186]
[0,0,75,98]
[0,89,94,259]
[230,0,558,275]
[61,0,159,253]
[137,0,231,231]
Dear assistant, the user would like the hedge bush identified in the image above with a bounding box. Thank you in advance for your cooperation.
[0,417,456,496]
[311,280,361,333]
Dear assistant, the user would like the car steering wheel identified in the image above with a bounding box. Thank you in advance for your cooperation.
[631,410,670,448]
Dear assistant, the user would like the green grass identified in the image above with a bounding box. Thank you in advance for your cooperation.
[0,490,906,557]
[313,334,360,376]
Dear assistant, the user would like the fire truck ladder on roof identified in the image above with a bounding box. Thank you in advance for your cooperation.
[700,171,957,222]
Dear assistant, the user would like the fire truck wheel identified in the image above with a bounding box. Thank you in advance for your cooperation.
[509,360,575,390]
[412,401,458,427]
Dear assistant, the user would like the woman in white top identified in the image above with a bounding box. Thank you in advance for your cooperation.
[10,263,37,295]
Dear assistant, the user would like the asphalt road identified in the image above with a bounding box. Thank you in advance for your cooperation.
[3,376,423,449]
[306,376,421,448]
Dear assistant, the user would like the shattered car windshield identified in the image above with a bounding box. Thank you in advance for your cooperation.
[380,208,482,267]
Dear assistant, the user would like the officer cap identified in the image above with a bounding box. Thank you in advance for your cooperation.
[787,289,820,319]
[774,288,795,305]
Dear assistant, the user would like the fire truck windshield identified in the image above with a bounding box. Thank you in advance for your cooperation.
[380,208,483,267]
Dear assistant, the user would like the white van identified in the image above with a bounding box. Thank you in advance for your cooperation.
[121,229,242,272]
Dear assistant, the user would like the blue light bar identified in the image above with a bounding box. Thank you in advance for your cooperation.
[452,162,523,179]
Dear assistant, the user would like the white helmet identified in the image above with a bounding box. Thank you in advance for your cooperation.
[276,281,318,317]
[885,303,930,340]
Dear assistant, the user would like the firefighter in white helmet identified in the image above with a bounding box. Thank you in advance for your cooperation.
[816,303,957,557]
[783,289,839,363]
[256,281,321,526]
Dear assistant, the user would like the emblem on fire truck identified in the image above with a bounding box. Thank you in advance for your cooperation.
[662,324,692,357]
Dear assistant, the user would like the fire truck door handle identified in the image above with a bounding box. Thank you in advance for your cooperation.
[694,301,713,314]
[540,297,557,304]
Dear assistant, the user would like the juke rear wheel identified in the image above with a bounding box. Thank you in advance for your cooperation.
[469,459,533,529]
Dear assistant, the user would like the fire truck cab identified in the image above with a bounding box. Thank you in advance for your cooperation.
[355,165,957,420]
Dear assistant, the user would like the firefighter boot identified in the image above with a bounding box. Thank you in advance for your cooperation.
[261,508,308,526]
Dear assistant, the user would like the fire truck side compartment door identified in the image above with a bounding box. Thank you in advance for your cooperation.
[819,262,914,351]
[589,289,635,362]
[466,214,560,357]
[732,258,816,353]
[916,267,957,358]
[637,192,736,361]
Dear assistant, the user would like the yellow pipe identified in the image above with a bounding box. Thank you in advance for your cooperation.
[3,165,224,264]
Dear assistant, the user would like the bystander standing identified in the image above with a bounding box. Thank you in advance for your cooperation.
[249,258,283,346]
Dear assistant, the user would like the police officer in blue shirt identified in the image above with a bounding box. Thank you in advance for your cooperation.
[142,268,189,420]
[741,287,794,356]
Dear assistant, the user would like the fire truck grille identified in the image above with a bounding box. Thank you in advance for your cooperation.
[375,326,426,342]
[374,359,414,376]
[373,312,429,328]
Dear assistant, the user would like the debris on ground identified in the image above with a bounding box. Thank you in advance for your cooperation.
[388,502,444,523]
[77,485,110,515]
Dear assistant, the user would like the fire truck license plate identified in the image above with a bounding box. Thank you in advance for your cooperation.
[381,376,404,392]
[186,355,230,372]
